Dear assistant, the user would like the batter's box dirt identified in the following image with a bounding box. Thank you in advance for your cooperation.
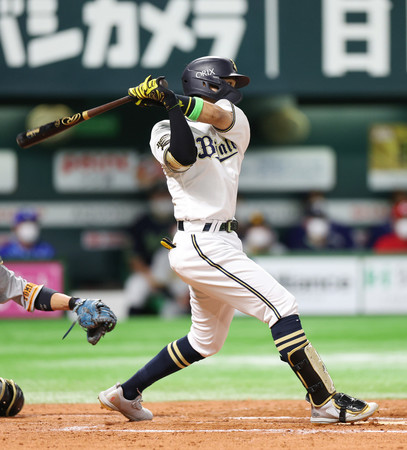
[0,399,406,449]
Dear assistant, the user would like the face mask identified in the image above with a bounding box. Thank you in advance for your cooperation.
[150,199,173,218]
[305,217,329,241]
[16,222,40,245]
[394,218,407,240]
[245,226,275,251]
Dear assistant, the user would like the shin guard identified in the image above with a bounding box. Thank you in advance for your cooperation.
[287,342,336,407]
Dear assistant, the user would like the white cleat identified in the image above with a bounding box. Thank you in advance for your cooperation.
[310,393,378,424]
[98,383,153,422]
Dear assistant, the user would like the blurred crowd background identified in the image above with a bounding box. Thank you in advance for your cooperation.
[1,0,407,319]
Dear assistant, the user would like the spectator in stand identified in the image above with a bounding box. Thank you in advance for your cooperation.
[123,185,189,317]
[373,199,407,253]
[242,212,286,256]
[0,209,55,260]
[366,192,407,248]
[284,192,354,251]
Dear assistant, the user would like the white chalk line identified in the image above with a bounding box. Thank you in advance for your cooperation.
[53,417,407,434]
[227,416,407,425]
[54,426,407,435]
[48,415,405,421]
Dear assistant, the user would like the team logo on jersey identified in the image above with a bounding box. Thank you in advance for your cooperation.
[195,136,238,162]
[23,282,41,312]
[157,134,170,152]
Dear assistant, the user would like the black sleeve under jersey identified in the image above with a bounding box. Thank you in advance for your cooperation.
[34,286,57,311]
[167,106,197,166]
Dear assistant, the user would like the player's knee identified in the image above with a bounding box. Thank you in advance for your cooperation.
[194,342,222,358]
[275,290,298,320]
[187,332,224,357]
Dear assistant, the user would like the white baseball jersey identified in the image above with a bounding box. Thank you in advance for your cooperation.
[0,263,42,312]
[149,99,298,357]
[150,99,250,222]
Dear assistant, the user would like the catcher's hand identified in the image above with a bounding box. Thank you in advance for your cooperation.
[73,299,117,345]
[128,75,178,110]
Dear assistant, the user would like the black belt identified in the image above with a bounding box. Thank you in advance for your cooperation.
[177,220,238,233]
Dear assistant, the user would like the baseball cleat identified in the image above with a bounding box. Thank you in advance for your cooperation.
[309,392,378,424]
[98,383,153,422]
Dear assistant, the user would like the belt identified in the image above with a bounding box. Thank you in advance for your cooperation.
[177,220,238,233]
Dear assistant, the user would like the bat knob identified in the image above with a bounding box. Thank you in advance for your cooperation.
[159,78,168,88]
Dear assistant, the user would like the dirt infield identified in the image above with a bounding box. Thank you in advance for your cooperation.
[1,399,406,449]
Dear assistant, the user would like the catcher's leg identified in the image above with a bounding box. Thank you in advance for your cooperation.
[271,314,378,423]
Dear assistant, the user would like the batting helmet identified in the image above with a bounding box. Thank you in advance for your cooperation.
[0,378,24,417]
[181,56,250,104]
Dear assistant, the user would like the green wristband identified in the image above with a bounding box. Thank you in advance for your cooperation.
[174,95,204,121]
[187,97,204,121]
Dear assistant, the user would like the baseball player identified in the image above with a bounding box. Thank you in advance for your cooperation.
[98,56,378,424]
[0,257,116,345]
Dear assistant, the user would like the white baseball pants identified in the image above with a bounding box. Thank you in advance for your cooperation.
[168,230,298,357]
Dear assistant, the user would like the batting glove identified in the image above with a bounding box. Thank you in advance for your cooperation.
[128,76,178,110]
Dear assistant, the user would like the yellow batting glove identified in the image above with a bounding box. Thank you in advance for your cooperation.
[128,76,177,110]
[128,75,165,102]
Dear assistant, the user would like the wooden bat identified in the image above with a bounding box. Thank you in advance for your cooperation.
[16,96,133,149]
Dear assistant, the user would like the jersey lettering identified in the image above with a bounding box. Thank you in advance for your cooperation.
[196,136,238,162]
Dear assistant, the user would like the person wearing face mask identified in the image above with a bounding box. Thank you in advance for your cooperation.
[284,195,354,251]
[0,209,55,260]
[373,200,407,252]
[123,185,189,317]
[242,212,286,256]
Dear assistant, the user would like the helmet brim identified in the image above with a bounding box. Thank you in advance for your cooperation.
[227,74,250,89]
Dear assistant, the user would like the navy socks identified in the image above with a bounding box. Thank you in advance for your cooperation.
[271,314,309,362]
[122,335,204,400]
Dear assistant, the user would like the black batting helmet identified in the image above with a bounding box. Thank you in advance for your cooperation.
[181,56,250,104]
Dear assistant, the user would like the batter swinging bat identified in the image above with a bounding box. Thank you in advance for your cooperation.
[16,96,132,149]
[16,79,169,149]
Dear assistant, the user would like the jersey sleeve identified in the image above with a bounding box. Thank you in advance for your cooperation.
[213,99,250,152]
[0,264,43,312]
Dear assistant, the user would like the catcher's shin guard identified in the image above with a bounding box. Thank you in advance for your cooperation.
[288,342,336,407]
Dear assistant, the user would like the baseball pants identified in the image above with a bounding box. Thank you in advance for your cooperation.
[168,230,298,357]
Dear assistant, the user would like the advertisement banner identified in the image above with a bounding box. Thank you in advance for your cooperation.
[53,149,140,192]
[363,255,407,314]
[255,256,362,315]
[240,147,336,192]
[1,0,407,98]
[368,124,407,191]
[0,261,64,318]
[256,254,407,315]
[0,150,17,193]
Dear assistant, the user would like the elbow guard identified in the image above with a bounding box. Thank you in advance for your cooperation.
[164,148,194,173]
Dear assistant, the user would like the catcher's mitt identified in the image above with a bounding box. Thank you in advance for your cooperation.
[63,299,117,345]
[0,378,24,417]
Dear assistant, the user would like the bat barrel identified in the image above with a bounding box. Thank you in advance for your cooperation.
[16,96,132,149]
[16,116,84,149]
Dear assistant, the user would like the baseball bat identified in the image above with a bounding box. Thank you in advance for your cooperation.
[16,96,133,149]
